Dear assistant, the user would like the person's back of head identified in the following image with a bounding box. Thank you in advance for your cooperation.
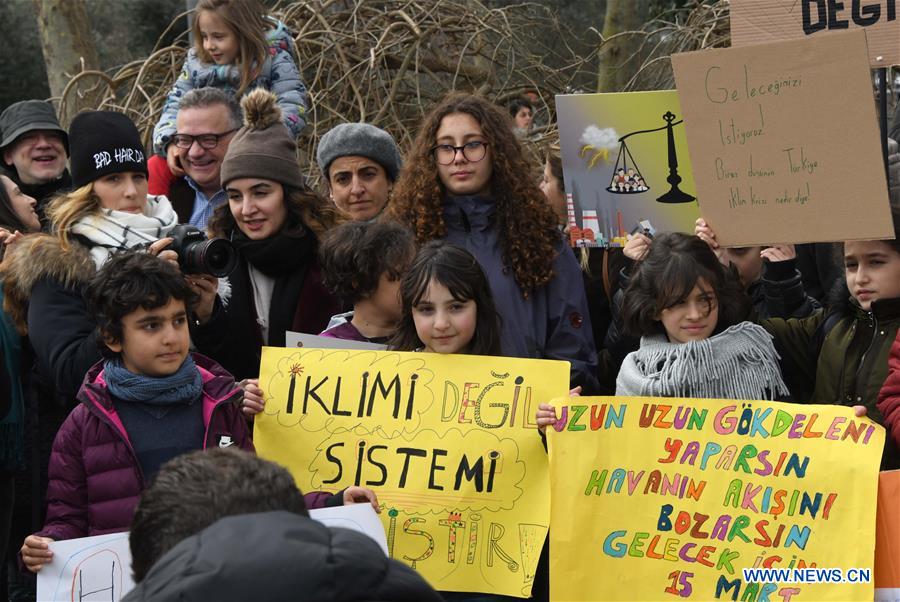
[129,448,308,583]
[319,220,415,306]
[126,448,441,602]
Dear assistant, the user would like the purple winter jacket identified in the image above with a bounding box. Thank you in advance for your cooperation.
[33,353,333,545]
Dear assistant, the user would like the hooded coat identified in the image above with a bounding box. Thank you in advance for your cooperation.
[877,331,900,450]
[441,195,599,392]
[762,284,900,470]
[122,511,443,602]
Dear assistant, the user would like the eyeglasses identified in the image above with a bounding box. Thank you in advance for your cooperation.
[431,141,489,165]
[171,129,238,150]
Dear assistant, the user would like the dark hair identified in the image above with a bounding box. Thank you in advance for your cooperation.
[129,448,308,583]
[179,87,243,130]
[209,183,338,240]
[544,143,564,196]
[0,177,31,236]
[390,241,502,356]
[388,92,560,296]
[508,97,533,118]
[621,232,750,337]
[839,202,900,257]
[88,251,198,357]
[319,220,415,305]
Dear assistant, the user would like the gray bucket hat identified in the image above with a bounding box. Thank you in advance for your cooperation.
[0,100,69,155]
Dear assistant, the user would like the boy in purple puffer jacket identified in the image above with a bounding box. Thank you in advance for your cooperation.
[19,251,365,573]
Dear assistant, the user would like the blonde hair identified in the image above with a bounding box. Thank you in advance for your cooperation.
[192,0,270,96]
[44,184,100,250]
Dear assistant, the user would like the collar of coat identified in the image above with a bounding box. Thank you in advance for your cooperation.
[0,233,95,334]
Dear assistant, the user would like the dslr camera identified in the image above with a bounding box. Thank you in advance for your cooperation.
[164,224,237,277]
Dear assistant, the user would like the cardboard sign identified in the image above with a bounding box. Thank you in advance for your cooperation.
[38,532,134,602]
[548,397,884,601]
[730,0,900,67]
[556,91,700,247]
[253,347,569,597]
[285,330,387,350]
[874,469,900,601]
[672,30,892,246]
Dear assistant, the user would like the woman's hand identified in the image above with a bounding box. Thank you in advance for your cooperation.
[623,233,652,262]
[760,245,796,263]
[239,378,265,417]
[148,237,179,270]
[694,218,728,265]
[343,486,381,512]
[852,405,867,418]
[21,535,54,573]
[187,274,218,324]
[0,228,25,250]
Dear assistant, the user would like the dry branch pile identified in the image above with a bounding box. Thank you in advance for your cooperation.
[57,0,599,183]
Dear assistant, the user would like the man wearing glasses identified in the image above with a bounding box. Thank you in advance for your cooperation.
[154,88,240,231]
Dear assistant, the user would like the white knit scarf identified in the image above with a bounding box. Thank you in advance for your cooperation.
[70,195,179,267]
[616,321,789,400]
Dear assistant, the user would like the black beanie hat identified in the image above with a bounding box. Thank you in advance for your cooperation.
[68,110,148,189]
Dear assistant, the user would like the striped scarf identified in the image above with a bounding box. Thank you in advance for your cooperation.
[616,321,789,401]
[70,194,178,267]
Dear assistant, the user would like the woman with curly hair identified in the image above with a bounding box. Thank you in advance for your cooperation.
[191,89,341,385]
[389,92,597,391]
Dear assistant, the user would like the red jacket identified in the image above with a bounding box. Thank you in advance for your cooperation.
[877,330,900,448]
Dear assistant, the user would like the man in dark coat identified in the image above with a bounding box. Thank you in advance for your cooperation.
[0,100,70,227]
[124,448,440,602]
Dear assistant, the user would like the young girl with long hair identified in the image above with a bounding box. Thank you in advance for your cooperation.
[389,93,597,391]
[150,0,308,192]
[390,241,502,356]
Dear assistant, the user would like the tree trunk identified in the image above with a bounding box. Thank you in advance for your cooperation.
[33,0,99,118]
[596,0,651,92]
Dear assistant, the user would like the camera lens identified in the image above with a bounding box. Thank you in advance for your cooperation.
[184,239,237,277]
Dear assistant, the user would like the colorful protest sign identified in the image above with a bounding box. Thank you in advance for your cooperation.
[38,532,134,602]
[254,347,569,597]
[874,470,900,601]
[548,397,884,601]
[672,29,892,247]
[730,0,900,67]
[556,91,700,247]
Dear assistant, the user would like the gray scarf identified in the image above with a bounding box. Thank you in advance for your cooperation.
[616,321,789,400]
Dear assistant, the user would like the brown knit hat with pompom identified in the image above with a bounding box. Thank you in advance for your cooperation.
[220,89,304,189]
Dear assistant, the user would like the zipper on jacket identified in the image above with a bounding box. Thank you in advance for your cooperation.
[853,311,880,404]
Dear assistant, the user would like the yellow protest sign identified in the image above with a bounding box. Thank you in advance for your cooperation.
[548,397,884,601]
[254,347,569,597]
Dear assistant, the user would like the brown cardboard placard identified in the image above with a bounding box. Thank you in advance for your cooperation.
[730,0,900,67]
[671,29,892,246]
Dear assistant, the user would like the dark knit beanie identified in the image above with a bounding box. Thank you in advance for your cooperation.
[316,123,402,182]
[220,89,304,189]
[69,111,147,189]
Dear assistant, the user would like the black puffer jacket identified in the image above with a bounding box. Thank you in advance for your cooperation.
[122,511,443,602]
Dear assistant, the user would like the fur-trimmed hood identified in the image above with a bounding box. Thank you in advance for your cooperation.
[0,234,95,333]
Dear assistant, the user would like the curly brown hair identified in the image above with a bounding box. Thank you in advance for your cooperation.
[387,92,560,297]
[208,184,340,240]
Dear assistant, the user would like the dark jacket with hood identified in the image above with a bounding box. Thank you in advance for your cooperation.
[762,283,900,470]
[1,233,101,402]
[31,354,259,545]
[442,195,599,392]
[122,510,443,602]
